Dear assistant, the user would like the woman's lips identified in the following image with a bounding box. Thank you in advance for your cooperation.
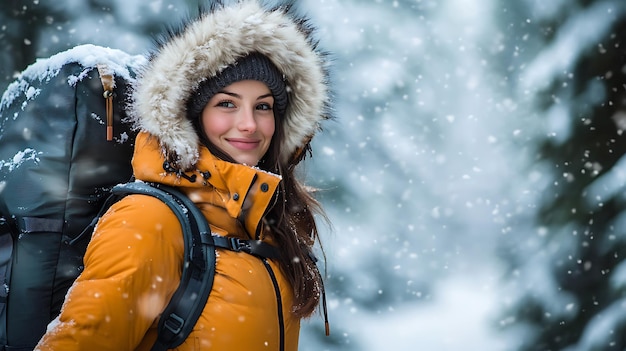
[227,138,260,150]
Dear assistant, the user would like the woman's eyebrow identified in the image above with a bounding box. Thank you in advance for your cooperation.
[218,90,273,100]
[217,90,240,98]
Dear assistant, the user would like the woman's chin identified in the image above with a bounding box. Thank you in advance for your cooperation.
[233,156,260,166]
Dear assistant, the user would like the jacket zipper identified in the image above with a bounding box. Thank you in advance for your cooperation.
[262,259,285,351]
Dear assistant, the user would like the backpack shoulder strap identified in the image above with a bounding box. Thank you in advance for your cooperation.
[110,182,216,350]
[100,181,282,348]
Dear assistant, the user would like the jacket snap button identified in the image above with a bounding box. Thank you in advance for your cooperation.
[260,183,269,192]
[233,193,240,201]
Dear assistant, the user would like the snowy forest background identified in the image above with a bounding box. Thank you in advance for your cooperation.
[2,0,626,350]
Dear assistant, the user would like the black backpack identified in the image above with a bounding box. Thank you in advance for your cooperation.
[0,44,141,350]
[0,45,278,351]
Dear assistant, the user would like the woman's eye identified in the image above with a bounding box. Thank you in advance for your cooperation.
[217,101,235,108]
[257,103,272,111]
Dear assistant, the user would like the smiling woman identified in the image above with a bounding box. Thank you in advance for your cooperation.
[33,1,334,350]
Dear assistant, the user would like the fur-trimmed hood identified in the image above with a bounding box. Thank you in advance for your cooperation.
[130,0,332,171]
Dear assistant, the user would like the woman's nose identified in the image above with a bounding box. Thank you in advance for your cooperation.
[237,108,257,132]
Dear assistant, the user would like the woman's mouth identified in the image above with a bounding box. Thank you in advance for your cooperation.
[227,138,260,150]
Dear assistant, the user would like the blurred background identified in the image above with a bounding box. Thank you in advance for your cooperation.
[2,0,626,350]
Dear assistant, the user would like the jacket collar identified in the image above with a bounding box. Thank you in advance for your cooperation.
[132,132,281,238]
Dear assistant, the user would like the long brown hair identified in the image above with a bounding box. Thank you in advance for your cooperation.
[260,116,327,318]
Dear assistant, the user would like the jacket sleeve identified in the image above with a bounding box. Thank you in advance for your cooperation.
[35,194,184,351]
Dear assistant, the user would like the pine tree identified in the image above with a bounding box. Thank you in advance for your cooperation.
[502,1,626,349]
[0,1,70,90]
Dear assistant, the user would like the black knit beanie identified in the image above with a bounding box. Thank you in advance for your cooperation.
[186,52,289,120]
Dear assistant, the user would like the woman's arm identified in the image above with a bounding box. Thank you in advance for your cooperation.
[35,194,184,351]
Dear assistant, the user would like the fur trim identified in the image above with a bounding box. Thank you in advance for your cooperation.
[130,0,332,170]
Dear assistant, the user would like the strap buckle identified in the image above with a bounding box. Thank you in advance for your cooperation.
[163,313,185,335]
[228,237,252,254]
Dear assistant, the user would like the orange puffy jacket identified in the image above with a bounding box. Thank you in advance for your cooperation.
[35,133,298,350]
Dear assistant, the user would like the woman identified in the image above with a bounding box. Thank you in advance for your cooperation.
[35,1,332,350]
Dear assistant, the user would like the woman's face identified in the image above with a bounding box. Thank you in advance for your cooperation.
[201,80,276,166]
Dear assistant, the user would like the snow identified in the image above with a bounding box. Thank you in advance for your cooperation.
[0,148,41,172]
[585,154,626,207]
[351,273,509,351]
[24,44,142,83]
[1,44,146,111]
[610,261,626,291]
[293,0,533,347]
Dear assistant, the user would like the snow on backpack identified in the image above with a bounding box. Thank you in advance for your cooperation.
[0,45,279,351]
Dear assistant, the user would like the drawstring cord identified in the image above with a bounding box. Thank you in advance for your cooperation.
[96,64,115,141]
[319,274,330,336]
[308,248,330,336]
[104,90,113,140]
